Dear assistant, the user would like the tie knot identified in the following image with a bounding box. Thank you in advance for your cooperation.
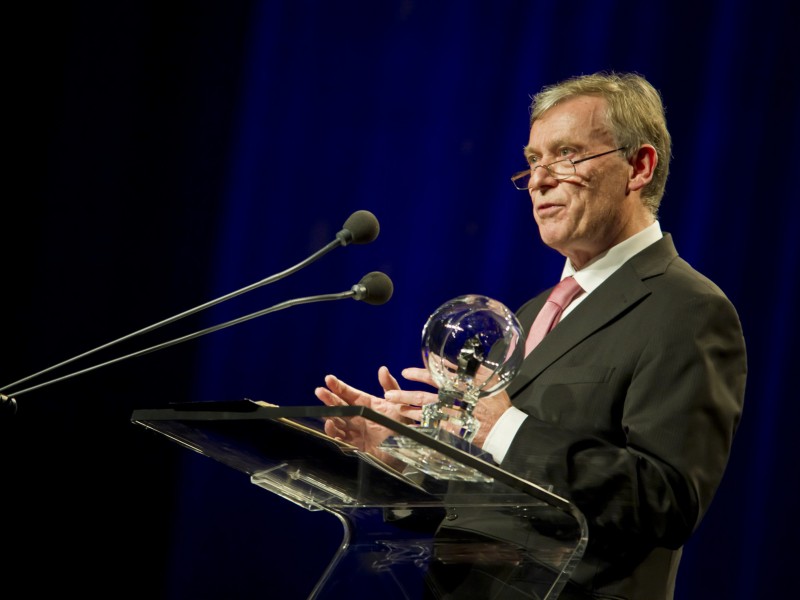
[548,276,584,308]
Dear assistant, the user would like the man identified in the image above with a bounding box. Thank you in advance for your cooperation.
[315,72,747,599]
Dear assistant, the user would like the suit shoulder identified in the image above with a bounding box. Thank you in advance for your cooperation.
[662,255,731,300]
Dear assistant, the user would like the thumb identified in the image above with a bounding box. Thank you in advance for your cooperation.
[378,365,401,393]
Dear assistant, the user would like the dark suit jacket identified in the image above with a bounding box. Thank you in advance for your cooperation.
[435,234,747,600]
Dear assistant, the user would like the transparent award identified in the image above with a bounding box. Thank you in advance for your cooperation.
[379,294,523,482]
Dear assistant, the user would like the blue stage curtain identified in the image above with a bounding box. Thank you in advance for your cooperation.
[2,1,797,598]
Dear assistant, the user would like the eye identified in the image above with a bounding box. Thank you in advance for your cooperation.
[558,147,578,159]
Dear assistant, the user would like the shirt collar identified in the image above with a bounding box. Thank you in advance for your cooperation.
[561,221,663,293]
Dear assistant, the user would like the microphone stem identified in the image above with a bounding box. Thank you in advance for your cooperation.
[5,290,355,398]
[0,239,342,393]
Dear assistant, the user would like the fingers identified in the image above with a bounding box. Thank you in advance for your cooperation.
[396,405,424,422]
[401,366,437,388]
[378,365,401,393]
[321,374,368,405]
[315,383,345,407]
[323,417,348,439]
[385,389,438,406]
[386,368,438,425]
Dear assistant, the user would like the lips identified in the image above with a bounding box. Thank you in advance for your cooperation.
[536,201,565,217]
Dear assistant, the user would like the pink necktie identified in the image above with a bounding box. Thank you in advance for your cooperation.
[524,276,584,356]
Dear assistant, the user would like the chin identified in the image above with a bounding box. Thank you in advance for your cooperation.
[538,228,565,249]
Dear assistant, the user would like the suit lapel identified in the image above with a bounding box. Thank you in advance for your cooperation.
[506,234,678,399]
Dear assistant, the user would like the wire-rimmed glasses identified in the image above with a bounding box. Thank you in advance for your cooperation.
[510,147,626,190]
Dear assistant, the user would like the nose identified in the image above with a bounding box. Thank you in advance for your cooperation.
[528,165,557,192]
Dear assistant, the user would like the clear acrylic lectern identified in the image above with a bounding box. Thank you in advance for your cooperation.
[131,400,588,599]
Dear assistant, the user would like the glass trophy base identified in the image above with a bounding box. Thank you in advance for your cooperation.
[379,426,496,483]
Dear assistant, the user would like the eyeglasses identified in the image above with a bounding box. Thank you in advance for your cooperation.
[510,147,626,190]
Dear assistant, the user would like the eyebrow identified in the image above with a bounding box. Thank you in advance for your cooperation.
[524,139,569,159]
[523,146,538,162]
[524,139,590,163]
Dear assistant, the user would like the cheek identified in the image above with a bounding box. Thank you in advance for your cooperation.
[566,195,591,228]
[576,196,601,222]
[577,183,616,219]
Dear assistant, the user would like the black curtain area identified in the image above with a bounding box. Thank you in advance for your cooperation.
[3,2,798,599]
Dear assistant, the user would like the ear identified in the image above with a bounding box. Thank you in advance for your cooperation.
[627,145,657,192]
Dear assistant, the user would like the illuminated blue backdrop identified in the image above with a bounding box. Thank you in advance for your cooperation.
[3,1,797,598]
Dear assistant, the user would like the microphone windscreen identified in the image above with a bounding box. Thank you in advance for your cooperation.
[357,271,394,305]
[339,210,380,245]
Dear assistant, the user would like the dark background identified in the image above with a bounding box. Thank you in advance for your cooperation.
[3,1,798,598]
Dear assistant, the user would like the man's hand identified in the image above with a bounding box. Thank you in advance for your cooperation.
[314,366,417,460]
[383,367,439,423]
[470,391,512,448]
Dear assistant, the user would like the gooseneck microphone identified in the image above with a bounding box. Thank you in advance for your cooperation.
[336,210,380,246]
[0,210,383,405]
[3,272,393,398]
[350,270,394,305]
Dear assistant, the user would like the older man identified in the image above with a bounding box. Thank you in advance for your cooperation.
[316,72,747,599]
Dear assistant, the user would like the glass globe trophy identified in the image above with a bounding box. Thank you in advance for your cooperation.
[380,294,524,481]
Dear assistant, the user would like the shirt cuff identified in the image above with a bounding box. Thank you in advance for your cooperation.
[482,406,528,463]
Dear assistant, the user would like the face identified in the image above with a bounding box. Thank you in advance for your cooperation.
[525,96,647,269]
